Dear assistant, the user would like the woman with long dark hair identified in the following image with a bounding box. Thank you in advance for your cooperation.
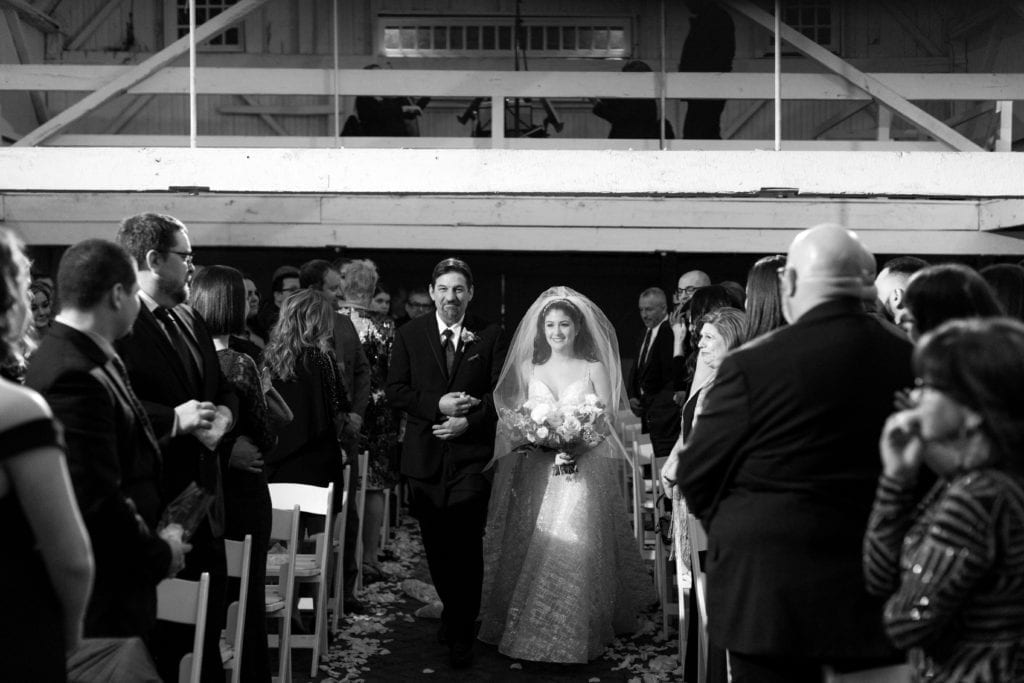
[744,255,787,341]
[901,264,1003,342]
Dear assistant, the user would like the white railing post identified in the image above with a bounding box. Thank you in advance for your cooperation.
[773,0,781,151]
[996,100,1012,152]
[188,0,197,148]
[877,106,892,141]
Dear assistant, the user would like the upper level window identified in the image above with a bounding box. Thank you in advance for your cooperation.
[770,0,841,53]
[378,15,631,58]
[165,0,244,51]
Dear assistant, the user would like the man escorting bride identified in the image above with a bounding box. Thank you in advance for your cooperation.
[479,286,655,663]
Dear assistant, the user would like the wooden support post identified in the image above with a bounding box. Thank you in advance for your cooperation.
[724,0,983,151]
[14,0,272,146]
[877,106,892,141]
[0,0,59,33]
[65,0,125,51]
[2,8,48,123]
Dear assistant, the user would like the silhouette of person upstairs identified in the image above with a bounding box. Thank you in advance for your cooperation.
[678,0,735,139]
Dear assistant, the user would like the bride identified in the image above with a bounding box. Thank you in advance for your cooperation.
[478,287,655,663]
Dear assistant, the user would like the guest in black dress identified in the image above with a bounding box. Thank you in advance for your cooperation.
[263,289,349,488]
[191,265,292,682]
[0,227,93,682]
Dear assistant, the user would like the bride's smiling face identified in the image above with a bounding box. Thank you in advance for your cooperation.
[544,309,576,353]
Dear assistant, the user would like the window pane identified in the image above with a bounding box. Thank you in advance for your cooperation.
[466,25,479,50]
[450,26,463,50]
[593,27,609,50]
[499,25,511,50]
[546,26,559,50]
[433,26,446,49]
[609,28,625,50]
[578,27,592,49]
[400,27,416,49]
[562,26,576,49]
[383,27,400,50]
[529,26,543,50]
[819,27,831,45]
[482,25,495,50]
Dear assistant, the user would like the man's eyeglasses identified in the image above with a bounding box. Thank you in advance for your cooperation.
[164,249,194,266]
[408,301,433,309]
[675,286,699,297]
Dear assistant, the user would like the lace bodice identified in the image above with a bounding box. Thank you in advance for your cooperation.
[527,371,593,406]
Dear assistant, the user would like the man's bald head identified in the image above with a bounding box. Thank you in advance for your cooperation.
[780,223,876,323]
[674,269,711,306]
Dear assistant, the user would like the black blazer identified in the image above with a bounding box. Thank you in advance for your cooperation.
[115,304,237,508]
[26,322,172,638]
[385,314,505,493]
[627,319,677,431]
[677,299,912,659]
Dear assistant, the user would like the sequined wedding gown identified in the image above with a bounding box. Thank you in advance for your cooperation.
[478,375,655,663]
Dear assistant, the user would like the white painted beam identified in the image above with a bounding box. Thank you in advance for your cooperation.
[0,148,1021,197]
[724,0,982,151]
[0,0,59,33]
[1,67,1023,101]
[13,0,273,146]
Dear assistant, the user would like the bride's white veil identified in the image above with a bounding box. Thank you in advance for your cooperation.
[491,286,633,465]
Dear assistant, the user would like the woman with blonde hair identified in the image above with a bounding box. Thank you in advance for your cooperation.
[338,258,399,583]
[0,227,93,680]
[263,289,349,487]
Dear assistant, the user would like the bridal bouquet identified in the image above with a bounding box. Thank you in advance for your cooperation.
[499,393,609,476]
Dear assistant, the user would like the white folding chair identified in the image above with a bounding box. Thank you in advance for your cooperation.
[329,463,352,633]
[268,482,335,677]
[156,572,211,683]
[353,451,369,591]
[222,535,252,683]
[686,514,709,683]
[266,504,299,683]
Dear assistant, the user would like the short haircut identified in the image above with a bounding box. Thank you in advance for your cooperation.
[299,259,334,290]
[340,259,379,302]
[57,239,136,310]
[640,287,667,304]
[408,286,430,300]
[880,256,928,277]
[116,213,186,270]
[271,267,299,294]
[189,265,246,336]
[431,258,473,287]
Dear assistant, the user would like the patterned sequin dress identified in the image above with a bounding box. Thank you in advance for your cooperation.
[479,376,655,663]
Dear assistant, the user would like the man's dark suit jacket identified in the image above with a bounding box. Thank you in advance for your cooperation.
[115,304,237,519]
[332,311,371,418]
[26,322,172,638]
[385,313,504,507]
[678,299,912,660]
[627,319,679,440]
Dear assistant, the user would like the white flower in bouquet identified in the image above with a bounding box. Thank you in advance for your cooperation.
[557,414,582,439]
[584,393,600,406]
[530,403,552,424]
[535,426,550,439]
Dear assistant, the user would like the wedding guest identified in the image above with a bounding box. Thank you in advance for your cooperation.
[864,318,1024,682]
[678,0,735,139]
[668,224,912,682]
[255,265,300,340]
[673,269,711,311]
[743,254,787,341]
[719,280,746,309]
[29,279,54,342]
[115,212,241,683]
[980,262,1024,321]
[627,287,679,460]
[591,60,674,139]
[901,264,1003,342]
[300,258,371,612]
[0,226,94,681]
[875,256,928,327]
[26,239,186,645]
[240,274,267,350]
[670,285,734,403]
[370,281,392,316]
[337,259,399,584]
[190,265,292,683]
[395,286,432,328]
[263,288,348,489]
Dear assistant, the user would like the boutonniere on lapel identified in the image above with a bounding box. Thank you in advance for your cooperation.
[460,328,478,346]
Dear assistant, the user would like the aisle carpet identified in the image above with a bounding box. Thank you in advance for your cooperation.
[297,518,683,682]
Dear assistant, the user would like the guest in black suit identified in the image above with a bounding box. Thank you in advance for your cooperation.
[666,224,913,682]
[26,239,187,644]
[114,213,241,683]
[385,258,505,669]
[627,287,680,459]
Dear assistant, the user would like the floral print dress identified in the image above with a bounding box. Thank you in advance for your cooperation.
[338,304,400,490]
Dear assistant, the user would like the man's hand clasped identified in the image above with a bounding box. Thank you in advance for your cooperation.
[439,391,480,417]
[159,523,192,578]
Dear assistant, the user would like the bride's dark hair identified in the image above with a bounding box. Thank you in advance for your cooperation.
[532,298,600,364]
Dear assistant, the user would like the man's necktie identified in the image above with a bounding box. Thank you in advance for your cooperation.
[111,354,161,456]
[154,307,202,390]
[639,328,653,368]
[442,328,456,376]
